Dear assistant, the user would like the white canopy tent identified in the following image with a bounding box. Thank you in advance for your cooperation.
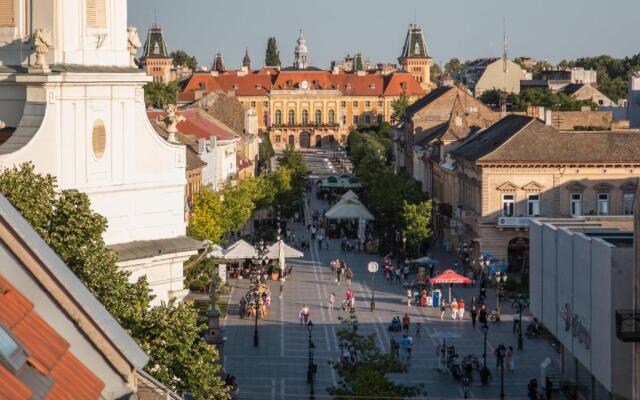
[265,240,304,259]
[223,239,257,260]
[341,190,359,201]
[206,244,225,259]
[325,198,375,220]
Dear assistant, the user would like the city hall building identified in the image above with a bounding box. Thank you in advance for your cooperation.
[178,26,433,148]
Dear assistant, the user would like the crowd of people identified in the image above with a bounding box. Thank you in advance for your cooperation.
[238,280,271,320]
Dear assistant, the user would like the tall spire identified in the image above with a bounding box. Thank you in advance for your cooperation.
[502,18,508,73]
[213,52,225,73]
[243,47,251,70]
[293,29,309,69]
[399,23,430,61]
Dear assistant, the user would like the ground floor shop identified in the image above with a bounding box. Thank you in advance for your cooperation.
[270,126,345,149]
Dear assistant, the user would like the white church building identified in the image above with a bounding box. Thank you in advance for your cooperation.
[0,0,200,305]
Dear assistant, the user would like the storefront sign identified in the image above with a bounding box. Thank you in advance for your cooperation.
[562,303,591,350]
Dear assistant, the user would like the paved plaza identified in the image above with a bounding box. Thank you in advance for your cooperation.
[222,150,560,400]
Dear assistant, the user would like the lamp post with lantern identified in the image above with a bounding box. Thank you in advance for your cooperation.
[480,323,490,385]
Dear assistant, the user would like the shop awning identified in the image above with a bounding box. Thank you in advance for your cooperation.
[223,239,257,260]
[325,198,374,220]
[265,240,304,259]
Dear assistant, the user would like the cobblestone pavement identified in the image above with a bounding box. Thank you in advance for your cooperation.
[221,150,560,400]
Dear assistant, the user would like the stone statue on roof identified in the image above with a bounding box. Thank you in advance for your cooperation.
[127,27,142,67]
[163,104,184,143]
[32,29,53,69]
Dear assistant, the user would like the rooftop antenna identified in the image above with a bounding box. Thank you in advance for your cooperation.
[500,17,508,117]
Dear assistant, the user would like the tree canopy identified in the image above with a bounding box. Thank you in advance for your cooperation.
[144,81,178,109]
[327,311,425,399]
[391,91,410,122]
[401,200,433,250]
[171,50,198,70]
[478,88,596,112]
[265,37,281,67]
[0,163,230,399]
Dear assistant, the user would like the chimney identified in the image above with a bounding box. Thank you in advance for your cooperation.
[198,138,206,154]
[544,109,552,126]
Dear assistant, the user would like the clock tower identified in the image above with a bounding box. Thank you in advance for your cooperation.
[398,23,433,91]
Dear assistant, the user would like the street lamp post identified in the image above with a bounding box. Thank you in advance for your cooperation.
[368,262,379,311]
[253,292,260,347]
[515,292,525,350]
[495,272,507,321]
[500,345,505,399]
[307,321,316,399]
[481,323,490,386]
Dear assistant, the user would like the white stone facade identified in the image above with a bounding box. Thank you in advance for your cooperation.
[0,0,197,304]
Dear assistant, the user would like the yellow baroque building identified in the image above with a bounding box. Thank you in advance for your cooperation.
[179,25,432,148]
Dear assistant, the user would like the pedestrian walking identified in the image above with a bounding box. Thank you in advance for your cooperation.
[470,305,478,327]
[298,308,304,325]
[345,267,353,287]
[527,378,538,400]
[395,267,402,283]
[239,297,246,319]
[513,308,521,334]
[506,346,514,371]
[440,300,447,320]
[402,263,410,282]
[406,335,414,359]
[345,288,354,309]
[329,292,335,311]
[336,265,342,285]
[479,304,488,325]
[459,299,465,320]
[301,305,311,324]
[402,313,411,334]
[495,344,505,369]
[415,322,421,338]
[400,335,411,360]
[318,231,324,250]
[545,376,553,399]
[451,298,459,320]
[406,288,412,307]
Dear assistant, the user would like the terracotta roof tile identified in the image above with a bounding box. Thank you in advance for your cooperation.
[0,365,31,400]
[12,311,69,373]
[46,352,105,400]
[147,109,237,141]
[0,273,105,400]
[0,275,33,328]
[383,73,426,96]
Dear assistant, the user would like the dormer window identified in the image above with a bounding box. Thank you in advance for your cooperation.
[233,84,238,90]
[345,84,351,90]
[256,83,262,89]
[87,0,107,28]
[286,80,293,88]
[369,83,375,89]
[0,0,15,27]
[400,82,408,89]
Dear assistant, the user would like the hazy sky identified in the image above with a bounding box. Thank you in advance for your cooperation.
[128,0,640,70]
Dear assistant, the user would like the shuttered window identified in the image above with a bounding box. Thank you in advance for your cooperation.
[0,0,15,27]
[92,120,106,159]
[87,0,106,28]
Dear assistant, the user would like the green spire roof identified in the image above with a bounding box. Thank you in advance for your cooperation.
[142,26,171,60]
[399,23,430,61]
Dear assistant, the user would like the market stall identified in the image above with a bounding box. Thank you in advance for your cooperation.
[431,269,473,303]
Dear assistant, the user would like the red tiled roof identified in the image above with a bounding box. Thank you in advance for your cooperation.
[0,275,105,399]
[383,72,426,96]
[147,109,237,141]
[181,70,425,97]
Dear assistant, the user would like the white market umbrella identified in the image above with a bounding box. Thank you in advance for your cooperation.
[325,198,375,220]
[207,244,225,259]
[265,239,304,259]
[341,190,359,201]
[224,239,257,260]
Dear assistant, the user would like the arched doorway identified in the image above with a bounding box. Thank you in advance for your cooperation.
[315,135,322,147]
[300,131,311,148]
[288,135,295,147]
[507,237,529,273]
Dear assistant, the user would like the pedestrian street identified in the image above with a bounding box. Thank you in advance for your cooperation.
[220,150,561,399]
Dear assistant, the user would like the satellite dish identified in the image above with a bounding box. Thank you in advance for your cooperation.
[301,80,309,90]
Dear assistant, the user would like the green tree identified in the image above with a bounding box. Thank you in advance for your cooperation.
[401,200,433,251]
[354,54,364,72]
[444,57,462,75]
[478,88,595,112]
[0,163,230,399]
[171,50,198,70]
[258,132,275,171]
[189,187,226,243]
[265,37,281,67]
[431,63,442,85]
[144,81,178,109]
[391,90,410,122]
[327,311,425,399]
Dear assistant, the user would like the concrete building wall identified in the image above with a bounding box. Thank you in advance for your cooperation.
[475,59,527,96]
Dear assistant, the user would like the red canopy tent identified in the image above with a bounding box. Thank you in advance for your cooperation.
[431,269,472,303]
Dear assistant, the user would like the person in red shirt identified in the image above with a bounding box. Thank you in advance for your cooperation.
[345,289,354,309]
[402,313,411,334]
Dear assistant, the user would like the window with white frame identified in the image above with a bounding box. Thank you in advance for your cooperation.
[502,194,515,217]
[570,193,582,216]
[623,192,635,215]
[527,194,541,216]
[597,193,609,215]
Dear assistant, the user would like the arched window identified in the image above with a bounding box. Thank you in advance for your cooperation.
[302,110,309,125]
[288,110,295,125]
[275,110,282,125]
[315,110,322,125]
[328,110,335,125]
